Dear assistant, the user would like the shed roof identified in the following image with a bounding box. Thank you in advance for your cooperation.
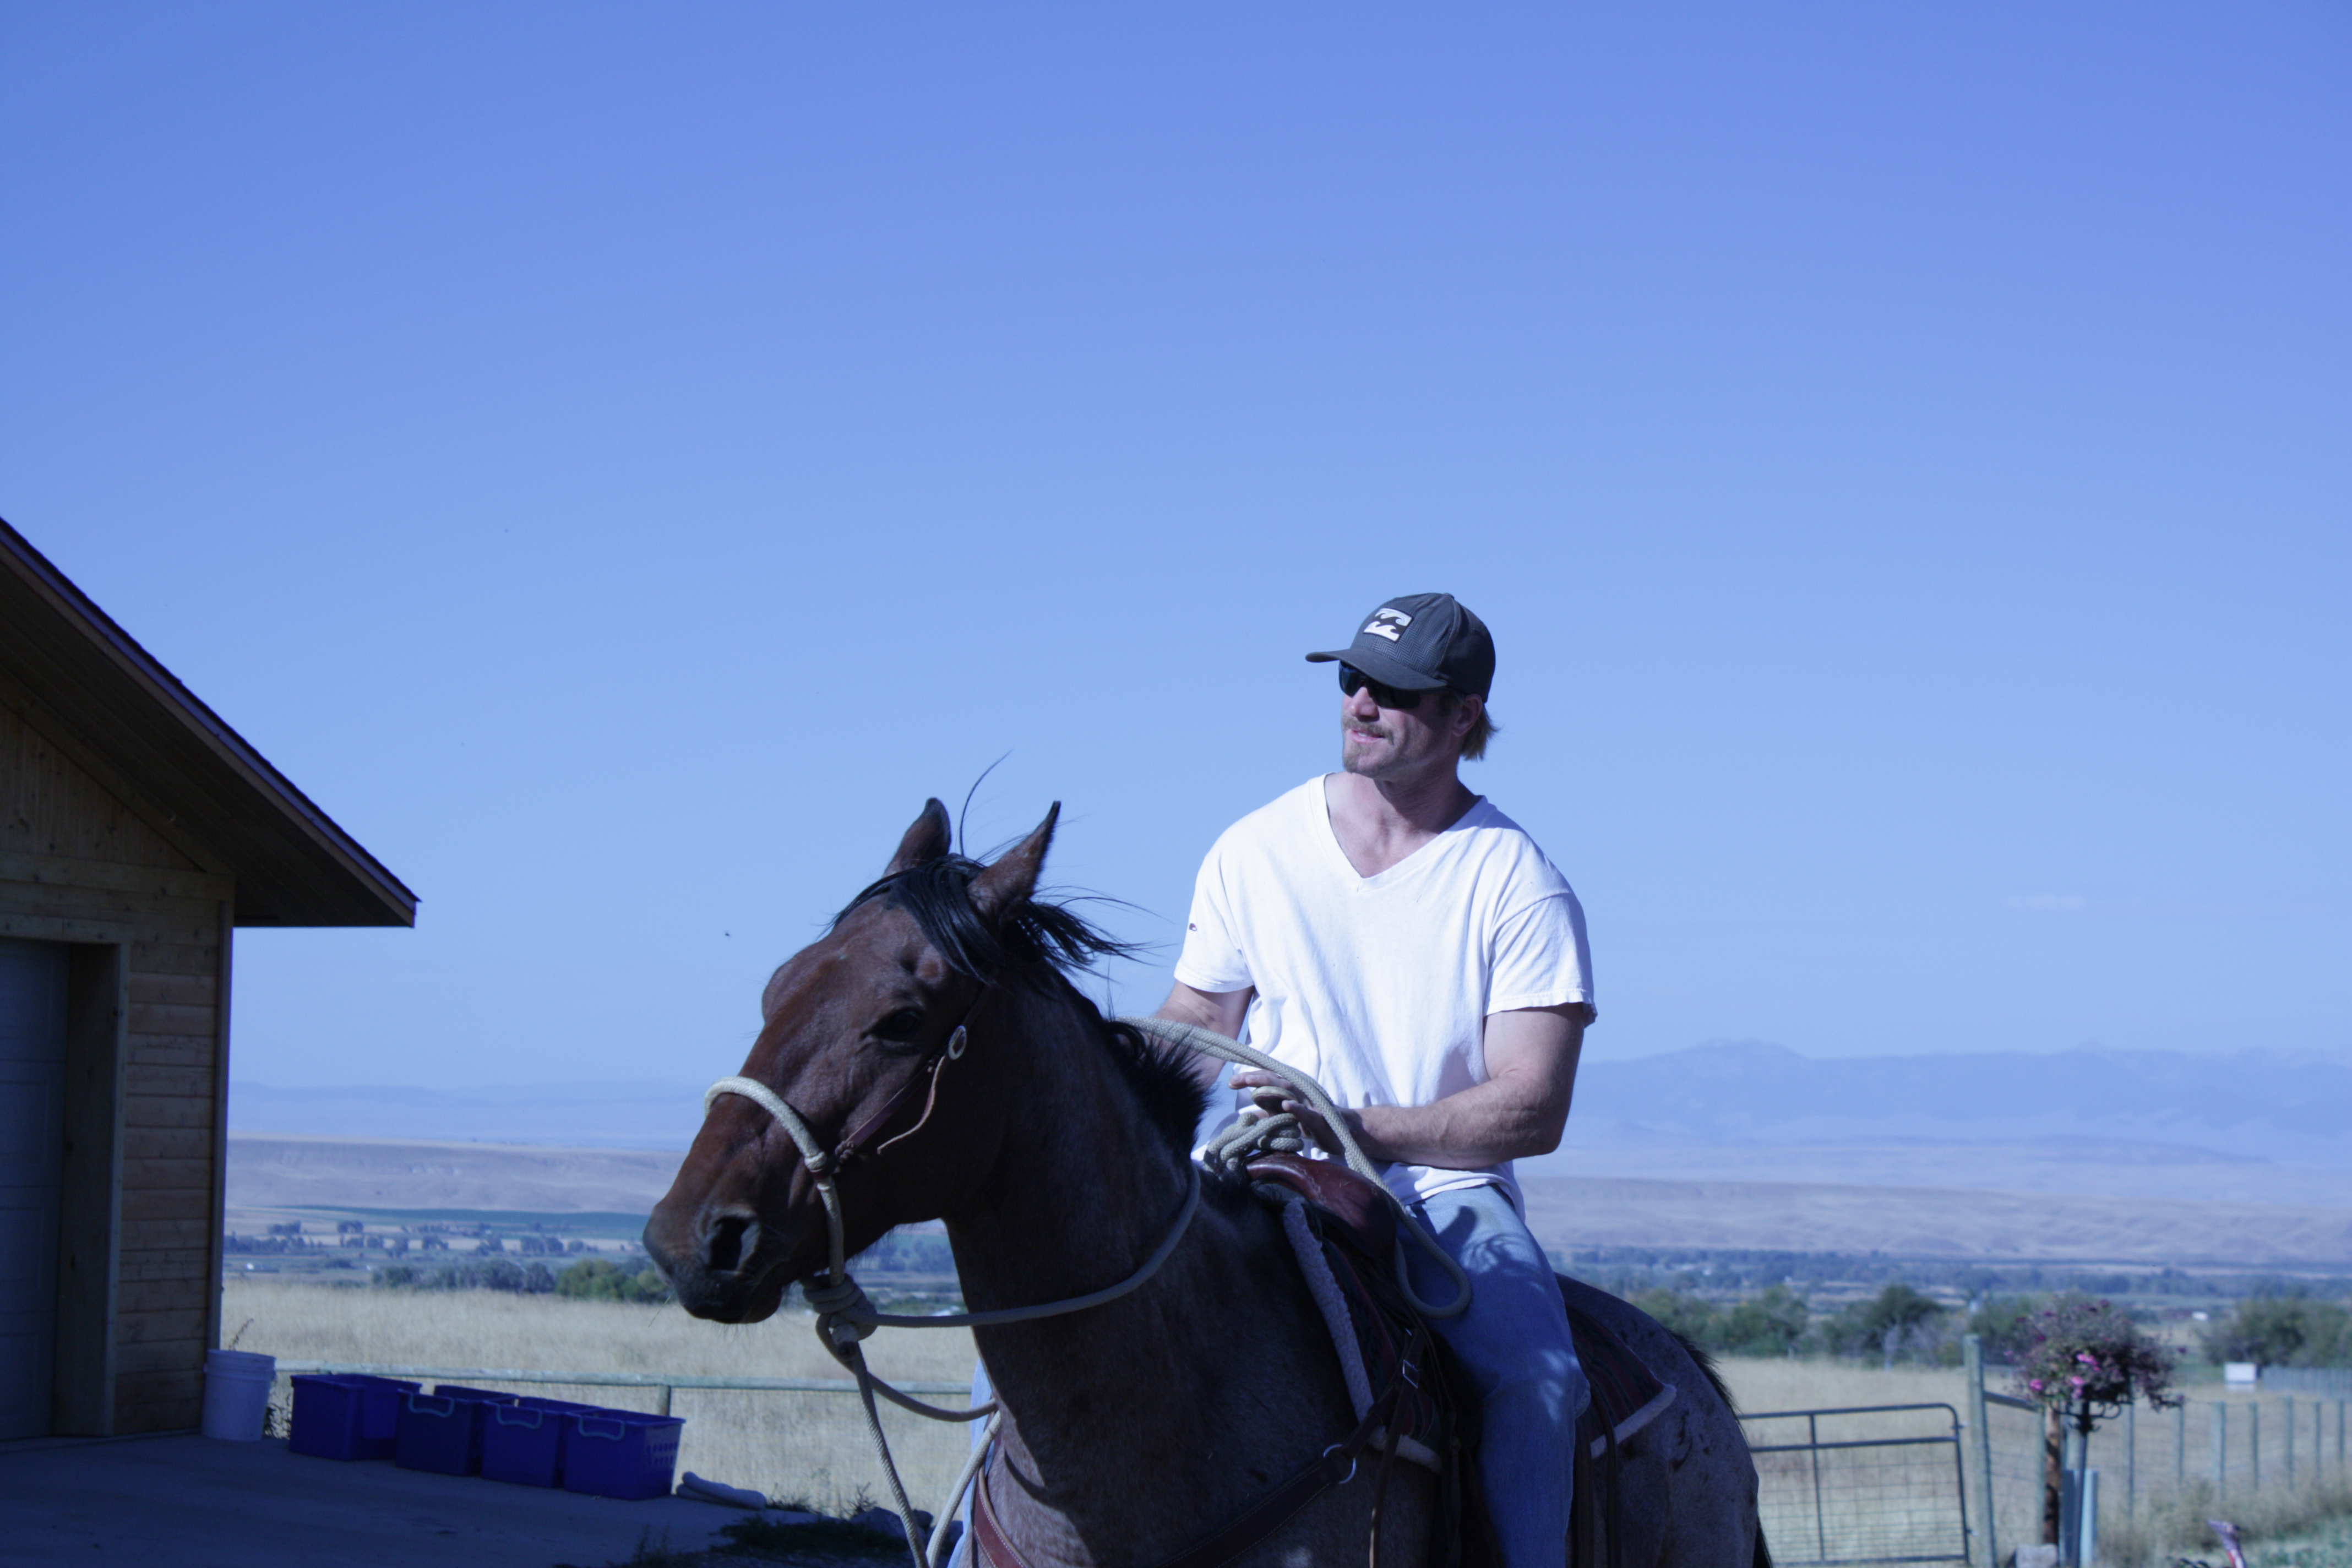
[0,519,416,927]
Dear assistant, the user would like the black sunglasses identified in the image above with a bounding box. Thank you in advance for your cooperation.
[1338,665,1429,710]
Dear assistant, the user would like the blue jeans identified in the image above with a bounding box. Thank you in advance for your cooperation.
[948,1182,1584,1568]
[1407,1181,1587,1568]
[943,1359,992,1568]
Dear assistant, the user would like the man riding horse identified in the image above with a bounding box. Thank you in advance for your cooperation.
[1151,593,1595,1568]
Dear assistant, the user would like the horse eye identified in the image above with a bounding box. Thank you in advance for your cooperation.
[873,1009,924,1042]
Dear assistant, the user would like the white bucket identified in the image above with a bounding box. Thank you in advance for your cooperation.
[200,1348,276,1441]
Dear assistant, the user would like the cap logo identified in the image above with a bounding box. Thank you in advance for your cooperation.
[1362,608,1412,643]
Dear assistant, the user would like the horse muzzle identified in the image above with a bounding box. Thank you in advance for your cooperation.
[643,1195,813,1324]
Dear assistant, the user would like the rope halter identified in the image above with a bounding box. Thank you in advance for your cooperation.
[698,1009,1204,1568]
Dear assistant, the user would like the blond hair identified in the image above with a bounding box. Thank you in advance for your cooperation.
[1437,690,1498,761]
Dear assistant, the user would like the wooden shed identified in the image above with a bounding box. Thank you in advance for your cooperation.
[0,519,413,1439]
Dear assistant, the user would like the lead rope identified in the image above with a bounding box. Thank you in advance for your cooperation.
[1116,1017,1471,1321]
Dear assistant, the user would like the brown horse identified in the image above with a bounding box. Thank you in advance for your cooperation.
[646,801,1763,1568]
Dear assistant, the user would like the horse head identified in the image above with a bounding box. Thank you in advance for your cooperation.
[644,798,1059,1323]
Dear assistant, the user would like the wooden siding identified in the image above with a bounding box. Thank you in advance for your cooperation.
[0,700,204,872]
[1,696,228,1434]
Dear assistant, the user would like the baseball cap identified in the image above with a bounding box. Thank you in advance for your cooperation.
[1305,593,1495,699]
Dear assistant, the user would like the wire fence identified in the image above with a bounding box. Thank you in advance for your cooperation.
[1970,1346,2352,1567]
[2261,1368,2352,1402]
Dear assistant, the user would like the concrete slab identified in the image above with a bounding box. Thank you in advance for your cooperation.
[0,1431,749,1567]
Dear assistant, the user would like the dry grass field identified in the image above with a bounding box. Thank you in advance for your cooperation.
[233,1278,1989,1522]
[235,1278,2352,1560]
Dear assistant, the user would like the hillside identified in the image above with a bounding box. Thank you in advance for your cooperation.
[227,1134,2352,1265]
[1518,1174,2352,1265]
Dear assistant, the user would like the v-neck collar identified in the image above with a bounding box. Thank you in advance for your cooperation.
[1313,774,1487,889]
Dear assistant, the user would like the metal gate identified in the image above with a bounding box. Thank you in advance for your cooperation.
[1742,1403,1971,1566]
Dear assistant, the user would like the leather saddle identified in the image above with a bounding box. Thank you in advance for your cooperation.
[1245,1153,1675,1568]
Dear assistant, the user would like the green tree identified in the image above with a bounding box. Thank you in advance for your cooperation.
[1821,1284,1945,1365]
[1720,1285,1809,1358]
[1968,1295,2039,1357]
[1631,1288,1721,1348]
[557,1259,625,1299]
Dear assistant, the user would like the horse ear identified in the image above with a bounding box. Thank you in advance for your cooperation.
[885,799,954,876]
[970,803,1059,921]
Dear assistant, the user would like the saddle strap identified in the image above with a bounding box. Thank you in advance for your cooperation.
[972,1380,1404,1568]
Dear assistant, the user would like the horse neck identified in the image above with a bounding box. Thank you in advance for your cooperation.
[943,982,1353,1560]
[946,979,1194,1316]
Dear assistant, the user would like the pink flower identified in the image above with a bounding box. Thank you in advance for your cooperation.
[2070,1376,2086,1391]
[2076,1353,2099,1366]
[2029,1380,2045,1392]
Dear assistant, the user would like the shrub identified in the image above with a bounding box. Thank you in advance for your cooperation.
[372,1257,570,1294]
[555,1257,675,1304]
[2013,1293,2179,1423]
[2199,1295,2352,1368]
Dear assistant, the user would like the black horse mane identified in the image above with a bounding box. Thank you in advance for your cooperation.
[835,855,1210,1156]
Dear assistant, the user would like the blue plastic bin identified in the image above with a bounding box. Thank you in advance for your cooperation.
[433,1384,525,1404]
[560,1409,686,1500]
[480,1397,600,1488]
[394,1386,519,1476]
[287,1374,421,1461]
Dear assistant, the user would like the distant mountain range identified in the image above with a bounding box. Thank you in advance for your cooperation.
[229,1080,710,1147]
[1556,1042,2352,1168]
[231,1042,2352,1171]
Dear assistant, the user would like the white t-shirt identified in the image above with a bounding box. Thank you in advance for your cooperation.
[1173,776,1594,1211]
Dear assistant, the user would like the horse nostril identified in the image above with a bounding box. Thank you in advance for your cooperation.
[705,1211,756,1273]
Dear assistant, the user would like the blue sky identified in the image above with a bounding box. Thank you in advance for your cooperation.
[3,4,2344,1091]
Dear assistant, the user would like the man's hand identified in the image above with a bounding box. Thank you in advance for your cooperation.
[1228,1068,1364,1158]
[1155,989,1587,1169]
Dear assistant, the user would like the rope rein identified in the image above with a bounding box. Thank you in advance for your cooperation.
[1115,1017,1472,1322]
[701,1014,1469,1568]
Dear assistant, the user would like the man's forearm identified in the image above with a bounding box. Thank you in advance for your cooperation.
[1153,982,1251,1092]
[1349,1076,1566,1168]
[1316,1004,1583,1168]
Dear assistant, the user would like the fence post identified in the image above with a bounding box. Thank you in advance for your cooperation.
[2213,1403,2227,1499]
[1964,1335,1998,1568]
[2251,1402,2261,1490]
[2175,1401,2186,1492]
[2125,1399,2136,1515]
[657,1385,673,1418]
[2284,1396,2294,1487]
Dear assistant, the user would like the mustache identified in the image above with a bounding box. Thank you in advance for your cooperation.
[1344,722,1389,739]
